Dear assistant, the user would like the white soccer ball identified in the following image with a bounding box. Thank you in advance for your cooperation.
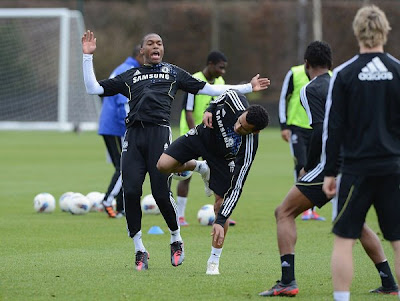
[172,170,193,181]
[33,193,56,213]
[59,191,74,212]
[86,191,105,212]
[197,204,215,226]
[141,194,160,215]
[69,193,90,215]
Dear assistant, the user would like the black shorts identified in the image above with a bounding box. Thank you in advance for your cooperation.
[296,165,331,208]
[165,128,233,197]
[289,125,312,178]
[333,173,400,241]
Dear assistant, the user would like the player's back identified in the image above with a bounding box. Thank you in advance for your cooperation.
[301,72,330,127]
[331,52,400,174]
[201,90,250,160]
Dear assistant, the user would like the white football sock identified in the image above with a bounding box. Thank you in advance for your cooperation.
[133,231,146,253]
[103,194,114,207]
[333,291,350,301]
[208,247,223,263]
[177,196,187,218]
[193,160,206,175]
[170,229,182,244]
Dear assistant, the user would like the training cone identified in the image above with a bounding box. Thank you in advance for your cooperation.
[148,226,164,235]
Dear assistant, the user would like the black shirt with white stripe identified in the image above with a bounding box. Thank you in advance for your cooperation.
[99,62,206,127]
[322,53,400,176]
[203,90,259,226]
[300,72,331,172]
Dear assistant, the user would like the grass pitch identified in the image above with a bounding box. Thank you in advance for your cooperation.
[0,128,395,300]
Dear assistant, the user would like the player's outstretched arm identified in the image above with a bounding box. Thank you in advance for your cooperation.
[250,74,271,92]
[82,30,97,54]
[198,75,270,96]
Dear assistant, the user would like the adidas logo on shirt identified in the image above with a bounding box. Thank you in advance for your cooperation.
[358,56,393,81]
[133,70,141,76]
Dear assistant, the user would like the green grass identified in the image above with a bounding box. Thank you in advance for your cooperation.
[0,128,395,300]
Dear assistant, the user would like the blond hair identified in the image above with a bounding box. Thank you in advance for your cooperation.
[352,5,391,48]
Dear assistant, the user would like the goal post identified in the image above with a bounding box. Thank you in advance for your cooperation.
[0,8,100,131]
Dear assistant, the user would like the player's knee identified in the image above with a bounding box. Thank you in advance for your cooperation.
[156,158,170,174]
[275,204,292,220]
[157,154,178,174]
[123,185,142,202]
[274,205,281,220]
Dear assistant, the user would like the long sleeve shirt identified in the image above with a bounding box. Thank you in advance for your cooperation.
[203,89,259,226]
[322,53,400,177]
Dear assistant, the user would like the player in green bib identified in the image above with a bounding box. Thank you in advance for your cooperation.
[179,70,225,136]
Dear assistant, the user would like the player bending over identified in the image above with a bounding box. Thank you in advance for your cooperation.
[157,89,269,275]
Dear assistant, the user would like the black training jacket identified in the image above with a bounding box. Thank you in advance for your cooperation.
[322,53,400,176]
[99,62,206,127]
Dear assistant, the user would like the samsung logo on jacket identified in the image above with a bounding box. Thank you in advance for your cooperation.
[132,73,170,83]
[216,109,234,148]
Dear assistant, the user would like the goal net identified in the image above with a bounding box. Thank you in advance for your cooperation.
[0,8,100,131]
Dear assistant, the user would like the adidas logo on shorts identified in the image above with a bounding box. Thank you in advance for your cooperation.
[358,57,393,81]
[281,261,291,267]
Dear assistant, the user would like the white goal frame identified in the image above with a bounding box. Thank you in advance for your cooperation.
[0,8,100,131]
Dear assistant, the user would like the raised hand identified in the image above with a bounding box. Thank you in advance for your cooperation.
[82,30,97,54]
[250,74,271,92]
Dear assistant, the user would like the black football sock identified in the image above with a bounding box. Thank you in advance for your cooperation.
[375,260,397,288]
[281,254,295,285]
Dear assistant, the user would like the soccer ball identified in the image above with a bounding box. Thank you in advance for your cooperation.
[197,204,215,226]
[172,170,193,181]
[141,194,160,215]
[59,191,74,212]
[86,191,105,212]
[68,193,90,215]
[33,193,56,213]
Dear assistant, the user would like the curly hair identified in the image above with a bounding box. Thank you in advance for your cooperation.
[304,41,332,69]
[245,105,270,132]
[207,51,228,65]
